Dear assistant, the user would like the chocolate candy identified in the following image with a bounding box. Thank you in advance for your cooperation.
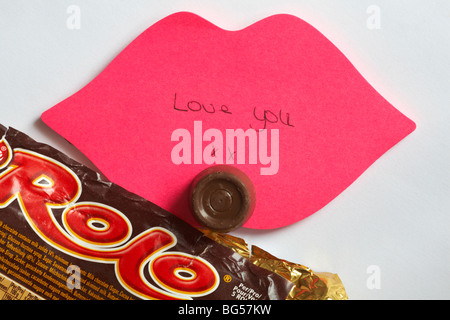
[190,165,255,233]
[0,124,292,300]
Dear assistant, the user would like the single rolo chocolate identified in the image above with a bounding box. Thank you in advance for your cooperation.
[189,165,256,233]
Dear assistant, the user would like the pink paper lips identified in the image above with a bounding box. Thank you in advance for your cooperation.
[41,12,416,229]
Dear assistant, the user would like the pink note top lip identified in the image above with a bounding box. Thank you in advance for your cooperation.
[41,12,416,229]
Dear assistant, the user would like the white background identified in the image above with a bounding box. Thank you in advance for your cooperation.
[1,0,449,300]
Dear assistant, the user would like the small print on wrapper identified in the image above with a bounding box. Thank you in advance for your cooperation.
[0,124,293,300]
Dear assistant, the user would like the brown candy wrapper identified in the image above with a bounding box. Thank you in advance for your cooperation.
[0,124,345,301]
[0,124,294,300]
[202,230,348,300]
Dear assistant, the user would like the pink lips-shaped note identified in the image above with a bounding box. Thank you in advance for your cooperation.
[42,12,415,229]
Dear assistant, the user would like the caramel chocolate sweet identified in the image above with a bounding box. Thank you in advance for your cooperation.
[0,124,292,300]
[190,165,256,233]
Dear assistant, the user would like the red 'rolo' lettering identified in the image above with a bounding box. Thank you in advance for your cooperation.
[151,253,219,296]
[0,148,219,299]
[63,203,131,247]
[0,139,12,169]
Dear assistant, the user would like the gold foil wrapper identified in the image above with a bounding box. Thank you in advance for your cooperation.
[202,230,348,300]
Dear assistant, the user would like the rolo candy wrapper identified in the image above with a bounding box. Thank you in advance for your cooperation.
[0,124,346,300]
